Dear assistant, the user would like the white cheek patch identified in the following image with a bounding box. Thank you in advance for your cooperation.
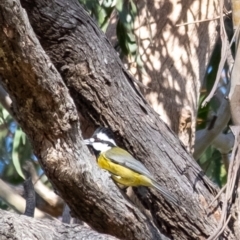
[90,138,95,143]
[92,142,112,153]
[96,132,116,146]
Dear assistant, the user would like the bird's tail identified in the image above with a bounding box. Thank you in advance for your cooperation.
[151,181,179,205]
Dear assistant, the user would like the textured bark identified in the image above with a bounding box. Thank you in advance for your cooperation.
[0,209,118,240]
[0,1,164,240]
[0,0,230,239]
[23,178,36,217]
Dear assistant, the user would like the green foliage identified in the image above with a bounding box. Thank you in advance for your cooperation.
[0,104,33,184]
[115,0,137,56]
[0,199,8,210]
[79,0,115,31]
[198,145,227,187]
[197,43,221,130]
[78,0,141,62]
[12,129,26,180]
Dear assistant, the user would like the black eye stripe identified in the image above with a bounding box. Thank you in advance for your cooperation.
[94,138,115,147]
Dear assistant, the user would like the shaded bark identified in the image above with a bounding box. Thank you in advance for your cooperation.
[0,0,231,239]
[0,209,118,240]
[0,1,166,240]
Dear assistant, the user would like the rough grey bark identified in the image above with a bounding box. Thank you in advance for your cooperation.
[0,0,232,239]
[0,1,167,240]
[0,209,118,240]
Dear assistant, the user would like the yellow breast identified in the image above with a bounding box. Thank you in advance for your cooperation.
[97,153,152,187]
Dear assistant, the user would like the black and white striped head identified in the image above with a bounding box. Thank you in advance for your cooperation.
[84,127,116,154]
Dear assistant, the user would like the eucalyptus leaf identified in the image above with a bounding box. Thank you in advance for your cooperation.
[21,130,26,145]
[2,108,9,121]
[136,54,144,68]
[115,0,123,12]
[12,130,25,179]
[127,42,137,54]
[129,0,137,15]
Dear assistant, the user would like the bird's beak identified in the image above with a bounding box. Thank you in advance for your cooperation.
[83,139,91,145]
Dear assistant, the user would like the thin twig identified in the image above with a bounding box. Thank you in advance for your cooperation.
[208,185,226,208]
[211,215,232,240]
[208,128,240,240]
[202,0,229,107]
[176,11,232,27]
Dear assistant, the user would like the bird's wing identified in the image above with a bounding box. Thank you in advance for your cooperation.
[104,147,154,179]
[105,147,179,205]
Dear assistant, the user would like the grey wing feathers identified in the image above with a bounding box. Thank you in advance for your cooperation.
[105,147,154,179]
[151,180,179,205]
[106,147,179,205]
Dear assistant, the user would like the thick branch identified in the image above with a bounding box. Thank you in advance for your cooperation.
[23,178,36,217]
[19,0,224,238]
[0,0,230,239]
[0,209,118,240]
[0,1,165,240]
[23,161,63,209]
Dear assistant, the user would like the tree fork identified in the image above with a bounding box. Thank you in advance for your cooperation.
[0,1,165,239]
[0,0,231,239]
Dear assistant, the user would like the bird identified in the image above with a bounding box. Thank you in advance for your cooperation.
[84,126,178,205]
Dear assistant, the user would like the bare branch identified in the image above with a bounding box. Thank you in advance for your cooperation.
[0,179,53,219]
[0,209,118,240]
[202,0,232,106]
[207,127,240,240]
[0,0,229,238]
[23,161,63,208]
[176,10,232,27]
[23,178,36,217]
[212,133,234,154]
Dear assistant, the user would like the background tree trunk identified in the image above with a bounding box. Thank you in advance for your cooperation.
[106,0,219,151]
[0,0,233,239]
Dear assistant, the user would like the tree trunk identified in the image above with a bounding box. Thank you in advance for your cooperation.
[0,0,233,239]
